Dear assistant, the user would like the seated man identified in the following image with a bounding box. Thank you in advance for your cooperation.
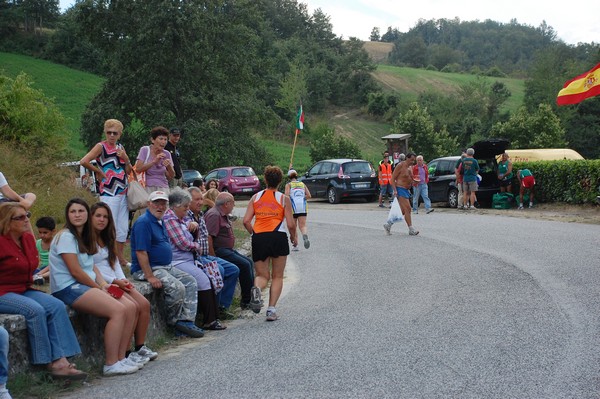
[0,171,36,210]
[187,187,240,319]
[205,192,255,310]
[130,190,204,338]
[517,169,535,209]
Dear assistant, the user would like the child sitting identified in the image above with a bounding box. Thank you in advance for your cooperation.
[33,217,56,285]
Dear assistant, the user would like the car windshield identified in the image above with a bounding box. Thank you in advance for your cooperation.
[232,167,255,177]
[342,162,372,174]
[184,170,201,179]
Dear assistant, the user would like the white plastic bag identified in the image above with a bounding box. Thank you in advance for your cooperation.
[387,197,404,224]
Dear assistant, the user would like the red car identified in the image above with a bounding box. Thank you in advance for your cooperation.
[203,166,261,195]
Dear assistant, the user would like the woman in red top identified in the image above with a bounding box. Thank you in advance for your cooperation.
[243,166,297,321]
[0,203,86,380]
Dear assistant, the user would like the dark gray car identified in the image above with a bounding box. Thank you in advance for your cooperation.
[427,139,510,207]
[300,159,378,204]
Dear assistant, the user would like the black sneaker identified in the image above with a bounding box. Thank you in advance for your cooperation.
[219,307,236,320]
[249,286,263,314]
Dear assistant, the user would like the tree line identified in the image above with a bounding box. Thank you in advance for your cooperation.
[2,3,600,165]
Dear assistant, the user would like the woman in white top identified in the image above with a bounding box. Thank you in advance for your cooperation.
[90,202,158,362]
[284,170,312,251]
[50,198,141,376]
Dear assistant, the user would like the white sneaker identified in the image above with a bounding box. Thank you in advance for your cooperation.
[0,385,12,399]
[136,345,158,361]
[103,360,139,376]
[121,357,142,370]
[128,351,150,366]
[291,245,299,252]
[409,227,419,236]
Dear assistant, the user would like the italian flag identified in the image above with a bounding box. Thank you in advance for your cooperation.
[296,104,304,133]
[557,62,600,106]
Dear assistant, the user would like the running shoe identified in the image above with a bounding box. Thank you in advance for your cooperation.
[266,309,279,321]
[303,234,310,249]
[249,286,263,314]
[135,345,158,361]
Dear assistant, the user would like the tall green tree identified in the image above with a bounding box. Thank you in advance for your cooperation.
[489,104,566,148]
[392,103,458,160]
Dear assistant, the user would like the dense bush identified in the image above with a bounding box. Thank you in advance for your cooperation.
[512,160,600,204]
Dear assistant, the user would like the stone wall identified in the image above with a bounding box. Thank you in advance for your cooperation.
[0,281,167,375]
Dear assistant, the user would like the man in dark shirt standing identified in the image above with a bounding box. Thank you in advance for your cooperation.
[166,128,183,188]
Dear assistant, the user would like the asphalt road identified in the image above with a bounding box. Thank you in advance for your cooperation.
[65,202,600,399]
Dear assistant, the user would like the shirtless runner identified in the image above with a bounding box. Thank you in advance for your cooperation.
[384,152,419,236]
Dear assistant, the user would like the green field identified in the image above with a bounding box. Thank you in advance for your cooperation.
[373,64,525,113]
[0,52,104,156]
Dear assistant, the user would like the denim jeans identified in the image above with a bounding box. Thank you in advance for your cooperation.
[214,248,254,304]
[199,255,239,309]
[0,290,81,365]
[413,183,432,211]
[0,326,8,385]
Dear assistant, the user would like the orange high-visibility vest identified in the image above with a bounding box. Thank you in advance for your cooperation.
[378,162,392,185]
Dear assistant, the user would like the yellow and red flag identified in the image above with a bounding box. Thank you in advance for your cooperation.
[557,63,600,106]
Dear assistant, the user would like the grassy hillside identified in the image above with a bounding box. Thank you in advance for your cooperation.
[0,52,104,156]
[1,51,525,171]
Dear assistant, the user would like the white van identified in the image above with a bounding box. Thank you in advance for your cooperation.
[500,149,584,163]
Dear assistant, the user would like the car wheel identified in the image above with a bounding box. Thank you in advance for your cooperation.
[447,188,458,208]
[327,187,340,204]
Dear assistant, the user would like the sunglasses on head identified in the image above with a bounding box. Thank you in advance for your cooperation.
[12,211,31,221]
[106,131,120,136]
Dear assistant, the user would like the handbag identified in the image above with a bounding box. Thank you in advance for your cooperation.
[127,170,148,211]
[387,197,404,224]
[195,258,224,293]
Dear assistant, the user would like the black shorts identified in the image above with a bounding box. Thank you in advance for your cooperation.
[251,231,290,262]
[500,179,512,187]
[293,213,307,219]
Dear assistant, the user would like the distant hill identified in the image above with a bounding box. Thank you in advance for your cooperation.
[363,41,393,64]
[0,51,524,169]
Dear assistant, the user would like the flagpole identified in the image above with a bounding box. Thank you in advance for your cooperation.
[289,129,299,170]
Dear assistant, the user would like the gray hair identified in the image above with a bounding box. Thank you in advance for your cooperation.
[399,153,406,161]
[188,186,202,195]
[168,187,192,208]
[466,148,475,156]
[416,155,423,161]
[215,192,234,207]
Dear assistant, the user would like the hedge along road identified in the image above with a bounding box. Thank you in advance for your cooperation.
[66,200,600,398]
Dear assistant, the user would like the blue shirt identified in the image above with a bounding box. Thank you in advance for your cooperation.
[49,230,96,293]
[462,157,480,182]
[130,209,173,274]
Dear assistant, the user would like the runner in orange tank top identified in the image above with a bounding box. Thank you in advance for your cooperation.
[243,166,297,321]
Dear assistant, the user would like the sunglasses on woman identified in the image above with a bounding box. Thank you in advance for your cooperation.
[11,211,32,221]
[105,131,120,136]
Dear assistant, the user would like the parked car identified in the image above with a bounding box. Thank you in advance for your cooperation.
[299,159,378,204]
[427,138,510,207]
[182,169,202,186]
[203,166,261,196]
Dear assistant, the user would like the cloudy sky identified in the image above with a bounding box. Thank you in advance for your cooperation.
[59,0,598,45]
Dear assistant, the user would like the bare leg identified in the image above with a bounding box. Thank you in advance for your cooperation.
[399,197,412,227]
[297,216,308,235]
[71,288,129,365]
[125,289,151,346]
[268,257,287,307]
[116,241,127,265]
[254,260,270,291]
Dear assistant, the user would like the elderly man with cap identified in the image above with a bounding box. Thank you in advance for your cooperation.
[129,190,204,338]
[165,128,184,189]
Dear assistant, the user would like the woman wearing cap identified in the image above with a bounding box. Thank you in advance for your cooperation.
[284,169,311,251]
[80,118,132,267]
[135,126,175,194]
[243,166,297,321]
